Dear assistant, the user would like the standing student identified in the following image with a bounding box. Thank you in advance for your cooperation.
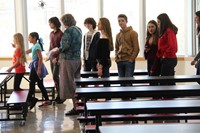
[83,17,100,72]
[7,33,27,91]
[191,11,200,78]
[115,14,139,86]
[48,17,64,104]
[157,13,178,85]
[144,20,160,77]
[54,14,82,115]
[96,17,113,79]
[26,32,51,110]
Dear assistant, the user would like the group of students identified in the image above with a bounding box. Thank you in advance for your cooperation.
[144,14,178,85]
[84,13,178,87]
[6,11,200,116]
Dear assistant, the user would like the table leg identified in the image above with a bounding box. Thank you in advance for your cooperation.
[95,115,102,133]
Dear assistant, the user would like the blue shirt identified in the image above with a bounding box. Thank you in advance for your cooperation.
[31,43,42,60]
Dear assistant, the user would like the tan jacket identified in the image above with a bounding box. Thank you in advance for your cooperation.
[115,26,140,62]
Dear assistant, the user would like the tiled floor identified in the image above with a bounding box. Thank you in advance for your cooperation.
[0,99,82,133]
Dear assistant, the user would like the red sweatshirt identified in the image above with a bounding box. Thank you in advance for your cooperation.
[157,28,177,58]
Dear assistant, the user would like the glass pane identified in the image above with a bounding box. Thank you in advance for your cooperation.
[0,0,15,57]
[197,0,200,11]
[146,0,189,56]
[103,0,140,56]
[27,0,61,53]
[64,0,99,35]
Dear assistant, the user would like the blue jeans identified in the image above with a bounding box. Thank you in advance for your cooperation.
[117,61,135,86]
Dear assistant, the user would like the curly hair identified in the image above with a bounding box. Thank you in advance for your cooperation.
[84,17,97,29]
[61,14,76,27]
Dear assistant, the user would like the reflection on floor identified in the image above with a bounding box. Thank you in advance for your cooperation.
[0,99,81,133]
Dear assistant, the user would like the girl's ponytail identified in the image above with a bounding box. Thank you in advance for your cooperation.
[39,38,44,51]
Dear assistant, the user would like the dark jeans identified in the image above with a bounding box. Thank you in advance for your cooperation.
[160,58,177,85]
[147,59,161,85]
[50,61,60,99]
[84,60,98,72]
[14,73,24,90]
[147,59,160,76]
[28,68,49,101]
[101,60,111,87]
[196,60,200,84]
[117,61,135,86]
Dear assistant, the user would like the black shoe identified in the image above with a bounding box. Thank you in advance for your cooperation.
[55,99,65,104]
[30,98,38,110]
[55,97,65,104]
[65,108,78,116]
[56,100,64,104]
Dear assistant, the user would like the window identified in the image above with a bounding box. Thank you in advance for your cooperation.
[146,0,190,56]
[0,0,15,57]
[27,0,61,53]
[197,0,200,11]
[64,0,99,36]
[0,0,195,58]
[63,0,99,56]
[103,0,140,56]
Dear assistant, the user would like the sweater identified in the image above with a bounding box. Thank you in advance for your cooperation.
[115,26,139,62]
[157,28,177,58]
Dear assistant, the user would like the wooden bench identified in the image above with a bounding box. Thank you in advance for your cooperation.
[75,75,200,86]
[3,90,29,126]
[78,113,200,124]
[80,69,148,78]
[86,99,200,132]
[78,98,200,126]
[99,123,200,133]
[75,85,200,115]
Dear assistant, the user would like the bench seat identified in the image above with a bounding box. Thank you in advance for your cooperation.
[6,90,29,125]
[78,113,200,124]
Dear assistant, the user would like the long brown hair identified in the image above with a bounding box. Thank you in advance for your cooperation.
[146,20,159,45]
[99,17,114,51]
[13,33,27,65]
[195,11,200,34]
[157,13,178,37]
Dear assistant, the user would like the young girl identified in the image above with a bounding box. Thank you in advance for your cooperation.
[95,17,113,87]
[7,33,27,91]
[26,32,51,109]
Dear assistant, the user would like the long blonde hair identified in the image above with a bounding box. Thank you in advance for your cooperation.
[99,17,114,51]
[13,33,27,64]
